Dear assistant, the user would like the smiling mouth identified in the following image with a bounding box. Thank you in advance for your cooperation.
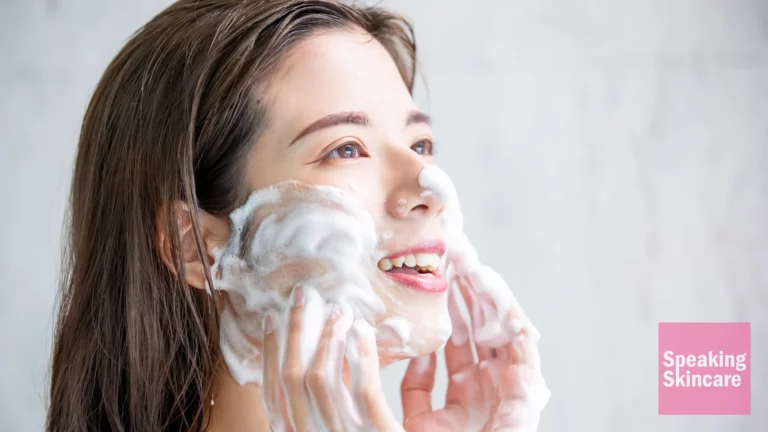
[377,252,442,276]
[376,241,448,292]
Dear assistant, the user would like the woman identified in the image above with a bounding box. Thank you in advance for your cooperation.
[47,0,548,430]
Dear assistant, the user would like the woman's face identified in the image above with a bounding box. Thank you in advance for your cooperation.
[242,30,450,359]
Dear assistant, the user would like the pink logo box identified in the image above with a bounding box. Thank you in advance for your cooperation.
[658,322,750,415]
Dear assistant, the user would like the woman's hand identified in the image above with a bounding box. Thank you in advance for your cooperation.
[400,274,550,432]
[261,285,403,432]
[259,265,550,432]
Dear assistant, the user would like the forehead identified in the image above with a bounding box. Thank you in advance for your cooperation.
[264,30,416,127]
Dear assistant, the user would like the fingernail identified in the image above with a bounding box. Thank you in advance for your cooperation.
[329,304,341,320]
[263,313,274,334]
[291,285,304,306]
[510,317,525,335]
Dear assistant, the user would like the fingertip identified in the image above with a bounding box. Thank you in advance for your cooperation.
[350,319,377,354]
[263,311,275,335]
[320,302,341,336]
[404,352,436,382]
[336,303,354,336]
[289,284,304,307]
[345,319,378,373]
[351,319,375,340]
[326,303,341,321]
[262,311,279,350]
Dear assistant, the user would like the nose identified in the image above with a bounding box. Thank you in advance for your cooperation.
[385,152,445,220]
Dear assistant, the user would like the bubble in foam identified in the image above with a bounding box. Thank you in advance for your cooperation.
[420,189,436,197]
[396,198,407,214]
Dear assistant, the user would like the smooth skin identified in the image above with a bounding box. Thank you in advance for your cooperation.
[179,28,549,431]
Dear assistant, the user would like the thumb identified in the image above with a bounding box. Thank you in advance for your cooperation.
[401,353,437,423]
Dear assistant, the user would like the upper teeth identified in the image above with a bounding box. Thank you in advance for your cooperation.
[378,253,442,271]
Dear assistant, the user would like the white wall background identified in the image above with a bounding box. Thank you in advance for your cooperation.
[1,0,766,431]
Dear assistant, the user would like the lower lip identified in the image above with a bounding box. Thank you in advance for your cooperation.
[382,269,448,293]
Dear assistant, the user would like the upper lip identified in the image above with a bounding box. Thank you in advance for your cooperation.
[382,240,446,260]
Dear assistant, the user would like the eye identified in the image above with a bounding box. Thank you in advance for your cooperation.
[411,139,434,156]
[324,142,366,160]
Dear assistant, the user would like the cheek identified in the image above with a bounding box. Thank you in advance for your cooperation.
[309,170,383,214]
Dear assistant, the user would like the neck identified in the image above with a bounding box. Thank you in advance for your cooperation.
[204,363,269,432]
[204,357,398,431]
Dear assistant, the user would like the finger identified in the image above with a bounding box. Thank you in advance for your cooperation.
[347,320,401,431]
[499,291,540,346]
[445,282,475,376]
[499,325,540,368]
[467,266,540,344]
[401,352,436,423]
[281,286,313,432]
[306,305,346,431]
[331,306,363,431]
[455,275,495,361]
[497,363,548,404]
[262,312,291,431]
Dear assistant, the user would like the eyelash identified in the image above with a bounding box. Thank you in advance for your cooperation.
[322,142,368,160]
[411,139,435,156]
[319,139,436,162]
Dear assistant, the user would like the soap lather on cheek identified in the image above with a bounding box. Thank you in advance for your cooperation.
[210,181,385,386]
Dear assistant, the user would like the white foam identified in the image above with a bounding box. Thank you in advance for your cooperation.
[396,198,407,214]
[378,316,413,345]
[419,165,549,430]
[346,319,382,430]
[418,165,540,345]
[210,167,548,429]
[211,181,384,385]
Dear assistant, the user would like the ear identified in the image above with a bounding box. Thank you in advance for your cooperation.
[156,201,231,290]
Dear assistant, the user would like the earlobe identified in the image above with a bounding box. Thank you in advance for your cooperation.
[155,201,231,290]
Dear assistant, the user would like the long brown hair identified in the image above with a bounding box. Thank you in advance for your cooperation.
[47,1,416,430]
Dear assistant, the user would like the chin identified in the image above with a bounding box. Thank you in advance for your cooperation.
[374,307,452,363]
[376,334,449,366]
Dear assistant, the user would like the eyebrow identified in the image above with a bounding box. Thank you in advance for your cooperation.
[406,110,431,126]
[290,111,369,145]
[289,109,432,146]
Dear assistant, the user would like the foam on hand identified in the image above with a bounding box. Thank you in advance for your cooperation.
[418,165,541,346]
[420,165,549,431]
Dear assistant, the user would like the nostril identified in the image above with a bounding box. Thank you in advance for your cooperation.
[412,204,429,213]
